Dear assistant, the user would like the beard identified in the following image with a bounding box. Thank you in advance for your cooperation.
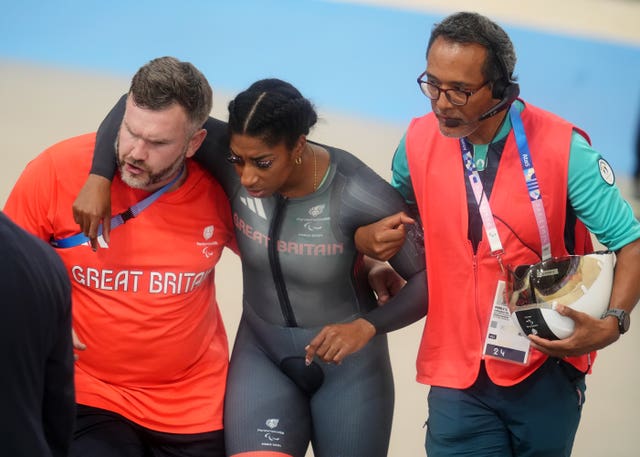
[117,144,187,191]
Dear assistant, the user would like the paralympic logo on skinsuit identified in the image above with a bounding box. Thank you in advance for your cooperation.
[266,418,279,428]
[301,204,328,233]
[258,418,285,447]
[308,204,325,217]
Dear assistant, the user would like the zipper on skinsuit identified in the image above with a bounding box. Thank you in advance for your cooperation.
[268,195,298,327]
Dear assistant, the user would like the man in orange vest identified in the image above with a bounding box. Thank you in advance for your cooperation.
[356,11,640,457]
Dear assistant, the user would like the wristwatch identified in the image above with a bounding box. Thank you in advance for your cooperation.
[601,309,630,335]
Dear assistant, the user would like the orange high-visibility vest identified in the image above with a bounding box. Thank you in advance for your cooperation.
[406,102,594,388]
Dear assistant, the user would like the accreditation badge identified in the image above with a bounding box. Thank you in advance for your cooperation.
[483,280,531,364]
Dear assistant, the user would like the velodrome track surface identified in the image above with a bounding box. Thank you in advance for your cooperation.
[1,1,638,456]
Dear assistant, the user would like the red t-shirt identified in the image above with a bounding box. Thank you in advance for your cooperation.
[4,133,236,433]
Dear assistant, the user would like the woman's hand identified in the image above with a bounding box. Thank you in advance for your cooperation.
[72,174,113,250]
[304,318,376,365]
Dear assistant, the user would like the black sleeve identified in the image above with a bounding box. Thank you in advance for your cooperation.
[362,207,428,334]
[90,95,232,187]
[90,93,127,179]
[364,268,427,334]
[194,117,234,189]
[336,153,428,333]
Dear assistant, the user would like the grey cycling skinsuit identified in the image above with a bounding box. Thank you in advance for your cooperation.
[92,99,427,457]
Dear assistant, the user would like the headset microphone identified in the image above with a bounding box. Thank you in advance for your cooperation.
[443,82,519,128]
[478,82,520,121]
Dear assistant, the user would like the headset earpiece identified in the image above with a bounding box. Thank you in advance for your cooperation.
[478,82,520,121]
[491,77,508,100]
[478,38,519,121]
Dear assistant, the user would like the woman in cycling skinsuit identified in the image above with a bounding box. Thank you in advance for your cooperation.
[84,79,427,457]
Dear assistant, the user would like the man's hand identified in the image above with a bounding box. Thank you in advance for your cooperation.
[366,259,406,305]
[72,174,112,250]
[304,318,376,365]
[72,328,87,361]
[355,212,415,261]
[528,304,620,358]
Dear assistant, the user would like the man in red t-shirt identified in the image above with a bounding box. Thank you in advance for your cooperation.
[4,56,236,457]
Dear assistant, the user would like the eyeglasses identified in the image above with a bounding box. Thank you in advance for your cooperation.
[416,71,489,106]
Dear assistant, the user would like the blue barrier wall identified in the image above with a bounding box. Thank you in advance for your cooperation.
[1,0,638,174]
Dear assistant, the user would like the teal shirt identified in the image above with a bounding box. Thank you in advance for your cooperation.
[391,101,640,251]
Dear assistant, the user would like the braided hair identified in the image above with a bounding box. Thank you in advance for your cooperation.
[228,79,318,150]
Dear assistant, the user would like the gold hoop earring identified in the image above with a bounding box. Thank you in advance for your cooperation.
[295,156,303,165]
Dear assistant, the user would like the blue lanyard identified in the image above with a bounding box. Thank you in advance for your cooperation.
[460,105,551,262]
[51,165,185,249]
[509,105,551,260]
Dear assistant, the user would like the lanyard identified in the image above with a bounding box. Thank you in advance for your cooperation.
[460,137,504,268]
[460,105,551,265]
[509,106,551,260]
[51,165,185,249]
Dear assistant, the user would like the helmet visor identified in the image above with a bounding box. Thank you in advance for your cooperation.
[505,252,614,339]
[507,255,606,312]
